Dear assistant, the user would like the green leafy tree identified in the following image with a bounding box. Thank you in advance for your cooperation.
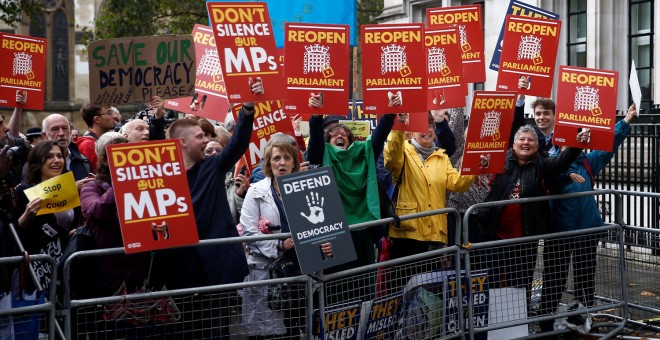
[0,0,46,27]
[358,0,384,25]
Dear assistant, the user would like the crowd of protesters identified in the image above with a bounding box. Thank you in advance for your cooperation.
[0,75,638,339]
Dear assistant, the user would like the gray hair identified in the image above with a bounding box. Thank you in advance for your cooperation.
[268,132,297,147]
[95,132,128,159]
[513,125,539,145]
[42,113,68,131]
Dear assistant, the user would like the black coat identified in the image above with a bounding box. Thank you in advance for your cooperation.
[478,147,582,240]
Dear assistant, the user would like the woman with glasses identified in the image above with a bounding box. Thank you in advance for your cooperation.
[306,96,396,302]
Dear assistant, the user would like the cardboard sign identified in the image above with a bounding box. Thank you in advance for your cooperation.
[107,140,199,254]
[496,15,561,97]
[23,172,80,215]
[0,33,47,110]
[164,25,229,121]
[277,167,356,274]
[361,23,427,114]
[284,23,350,114]
[427,5,485,83]
[554,66,619,152]
[207,2,285,103]
[232,101,294,169]
[461,91,517,175]
[425,27,467,110]
[490,1,559,71]
[88,35,196,106]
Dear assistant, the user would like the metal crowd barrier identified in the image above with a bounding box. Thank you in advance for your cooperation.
[47,190,659,339]
[0,254,58,340]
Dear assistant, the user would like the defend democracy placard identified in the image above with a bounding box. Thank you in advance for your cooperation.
[496,15,561,98]
[164,25,230,122]
[425,27,467,110]
[231,100,295,170]
[490,0,559,71]
[0,33,47,110]
[277,167,356,275]
[461,91,517,175]
[284,23,350,115]
[427,5,485,83]
[207,2,285,103]
[361,23,427,114]
[107,140,199,254]
[88,35,196,106]
[554,66,619,152]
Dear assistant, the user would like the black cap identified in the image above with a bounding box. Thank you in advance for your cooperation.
[323,115,343,128]
[26,127,42,137]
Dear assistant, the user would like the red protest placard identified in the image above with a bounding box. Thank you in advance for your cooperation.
[232,101,295,169]
[164,25,230,121]
[461,91,517,175]
[379,112,430,133]
[554,66,619,152]
[0,33,47,110]
[425,27,466,110]
[283,23,350,115]
[207,2,285,104]
[361,23,426,114]
[107,140,199,254]
[427,5,485,83]
[496,15,561,97]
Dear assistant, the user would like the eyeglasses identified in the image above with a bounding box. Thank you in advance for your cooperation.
[329,130,349,138]
[204,147,224,155]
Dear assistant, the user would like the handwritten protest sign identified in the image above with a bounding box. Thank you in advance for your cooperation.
[361,23,427,114]
[427,5,485,83]
[23,172,80,215]
[107,140,198,254]
[554,66,619,152]
[232,101,294,169]
[461,91,517,175]
[88,35,196,106]
[496,15,561,97]
[284,23,350,114]
[490,0,559,71]
[207,2,285,103]
[0,33,47,110]
[425,27,466,110]
[164,25,229,122]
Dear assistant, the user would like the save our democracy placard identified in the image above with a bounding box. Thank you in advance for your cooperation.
[496,15,561,98]
[207,2,285,103]
[461,91,517,175]
[164,24,230,122]
[284,23,350,115]
[361,23,427,114]
[489,0,559,71]
[425,27,467,110]
[107,140,199,254]
[553,66,619,152]
[427,5,485,83]
[0,33,47,110]
[88,35,196,106]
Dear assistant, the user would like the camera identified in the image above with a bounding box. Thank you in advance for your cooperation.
[5,137,28,166]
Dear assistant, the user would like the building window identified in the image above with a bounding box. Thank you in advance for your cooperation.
[26,0,72,104]
[567,0,587,66]
[629,0,653,110]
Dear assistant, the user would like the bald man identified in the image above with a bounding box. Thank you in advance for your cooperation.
[120,119,150,142]
[42,114,93,183]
